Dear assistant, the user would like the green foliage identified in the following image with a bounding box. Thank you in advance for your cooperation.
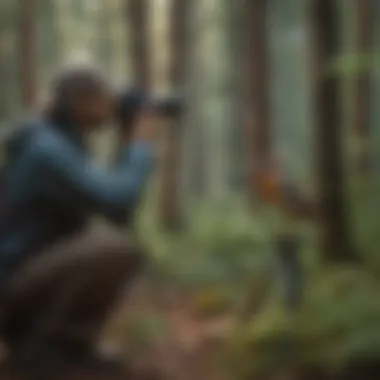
[349,176,380,271]
[223,265,380,379]
[210,175,380,379]
[137,197,275,291]
[327,53,379,78]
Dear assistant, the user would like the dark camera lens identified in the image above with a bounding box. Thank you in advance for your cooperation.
[157,96,185,118]
[116,88,146,126]
[116,89,185,129]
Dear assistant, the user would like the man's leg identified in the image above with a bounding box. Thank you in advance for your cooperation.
[1,223,145,369]
[40,242,143,356]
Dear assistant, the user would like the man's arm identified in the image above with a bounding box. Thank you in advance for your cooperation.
[27,128,155,216]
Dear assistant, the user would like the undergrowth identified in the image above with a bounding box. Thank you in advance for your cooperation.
[124,178,380,379]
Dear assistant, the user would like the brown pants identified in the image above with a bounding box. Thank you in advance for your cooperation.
[1,223,145,354]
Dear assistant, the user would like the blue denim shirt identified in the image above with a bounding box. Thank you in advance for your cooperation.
[0,120,154,277]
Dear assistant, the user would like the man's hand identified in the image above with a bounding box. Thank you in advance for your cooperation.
[127,108,159,143]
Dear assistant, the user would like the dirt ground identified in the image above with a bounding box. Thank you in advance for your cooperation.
[101,279,236,380]
[1,282,235,380]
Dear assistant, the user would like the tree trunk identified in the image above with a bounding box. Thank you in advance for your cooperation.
[97,0,114,75]
[187,0,206,198]
[168,0,187,87]
[0,3,13,121]
[353,0,375,173]
[0,48,8,121]
[226,0,245,190]
[19,0,38,108]
[126,0,150,89]
[38,0,59,92]
[245,0,272,203]
[158,0,189,230]
[311,0,357,262]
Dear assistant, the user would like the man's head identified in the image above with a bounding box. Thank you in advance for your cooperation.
[48,66,113,131]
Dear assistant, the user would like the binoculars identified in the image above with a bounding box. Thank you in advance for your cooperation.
[116,88,185,130]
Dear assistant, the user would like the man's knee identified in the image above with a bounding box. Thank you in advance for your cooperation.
[97,233,147,276]
[67,224,146,277]
[116,236,146,274]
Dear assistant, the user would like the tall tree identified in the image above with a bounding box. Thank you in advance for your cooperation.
[0,2,14,120]
[186,0,206,198]
[245,0,272,203]
[158,0,189,230]
[19,0,38,108]
[353,0,375,173]
[311,0,356,261]
[38,0,59,91]
[127,0,150,88]
[97,0,114,74]
[226,0,245,190]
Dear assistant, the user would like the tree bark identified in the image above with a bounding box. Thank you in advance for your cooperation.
[126,0,150,89]
[187,3,206,198]
[19,0,38,108]
[38,0,59,91]
[244,0,272,203]
[226,0,245,190]
[158,0,189,230]
[353,0,375,173]
[0,4,12,120]
[97,0,114,75]
[311,0,357,261]
[0,49,8,121]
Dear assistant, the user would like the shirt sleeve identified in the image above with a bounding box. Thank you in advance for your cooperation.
[27,129,155,216]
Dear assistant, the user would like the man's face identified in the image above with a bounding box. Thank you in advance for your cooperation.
[73,91,113,130]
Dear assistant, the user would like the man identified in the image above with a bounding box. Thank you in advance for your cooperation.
[0,67,160,374]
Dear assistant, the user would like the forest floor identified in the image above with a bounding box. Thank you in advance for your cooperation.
[102,278,236,380]
[1,280,235,380]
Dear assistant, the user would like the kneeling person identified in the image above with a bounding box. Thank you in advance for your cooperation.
[0,68,160,372]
